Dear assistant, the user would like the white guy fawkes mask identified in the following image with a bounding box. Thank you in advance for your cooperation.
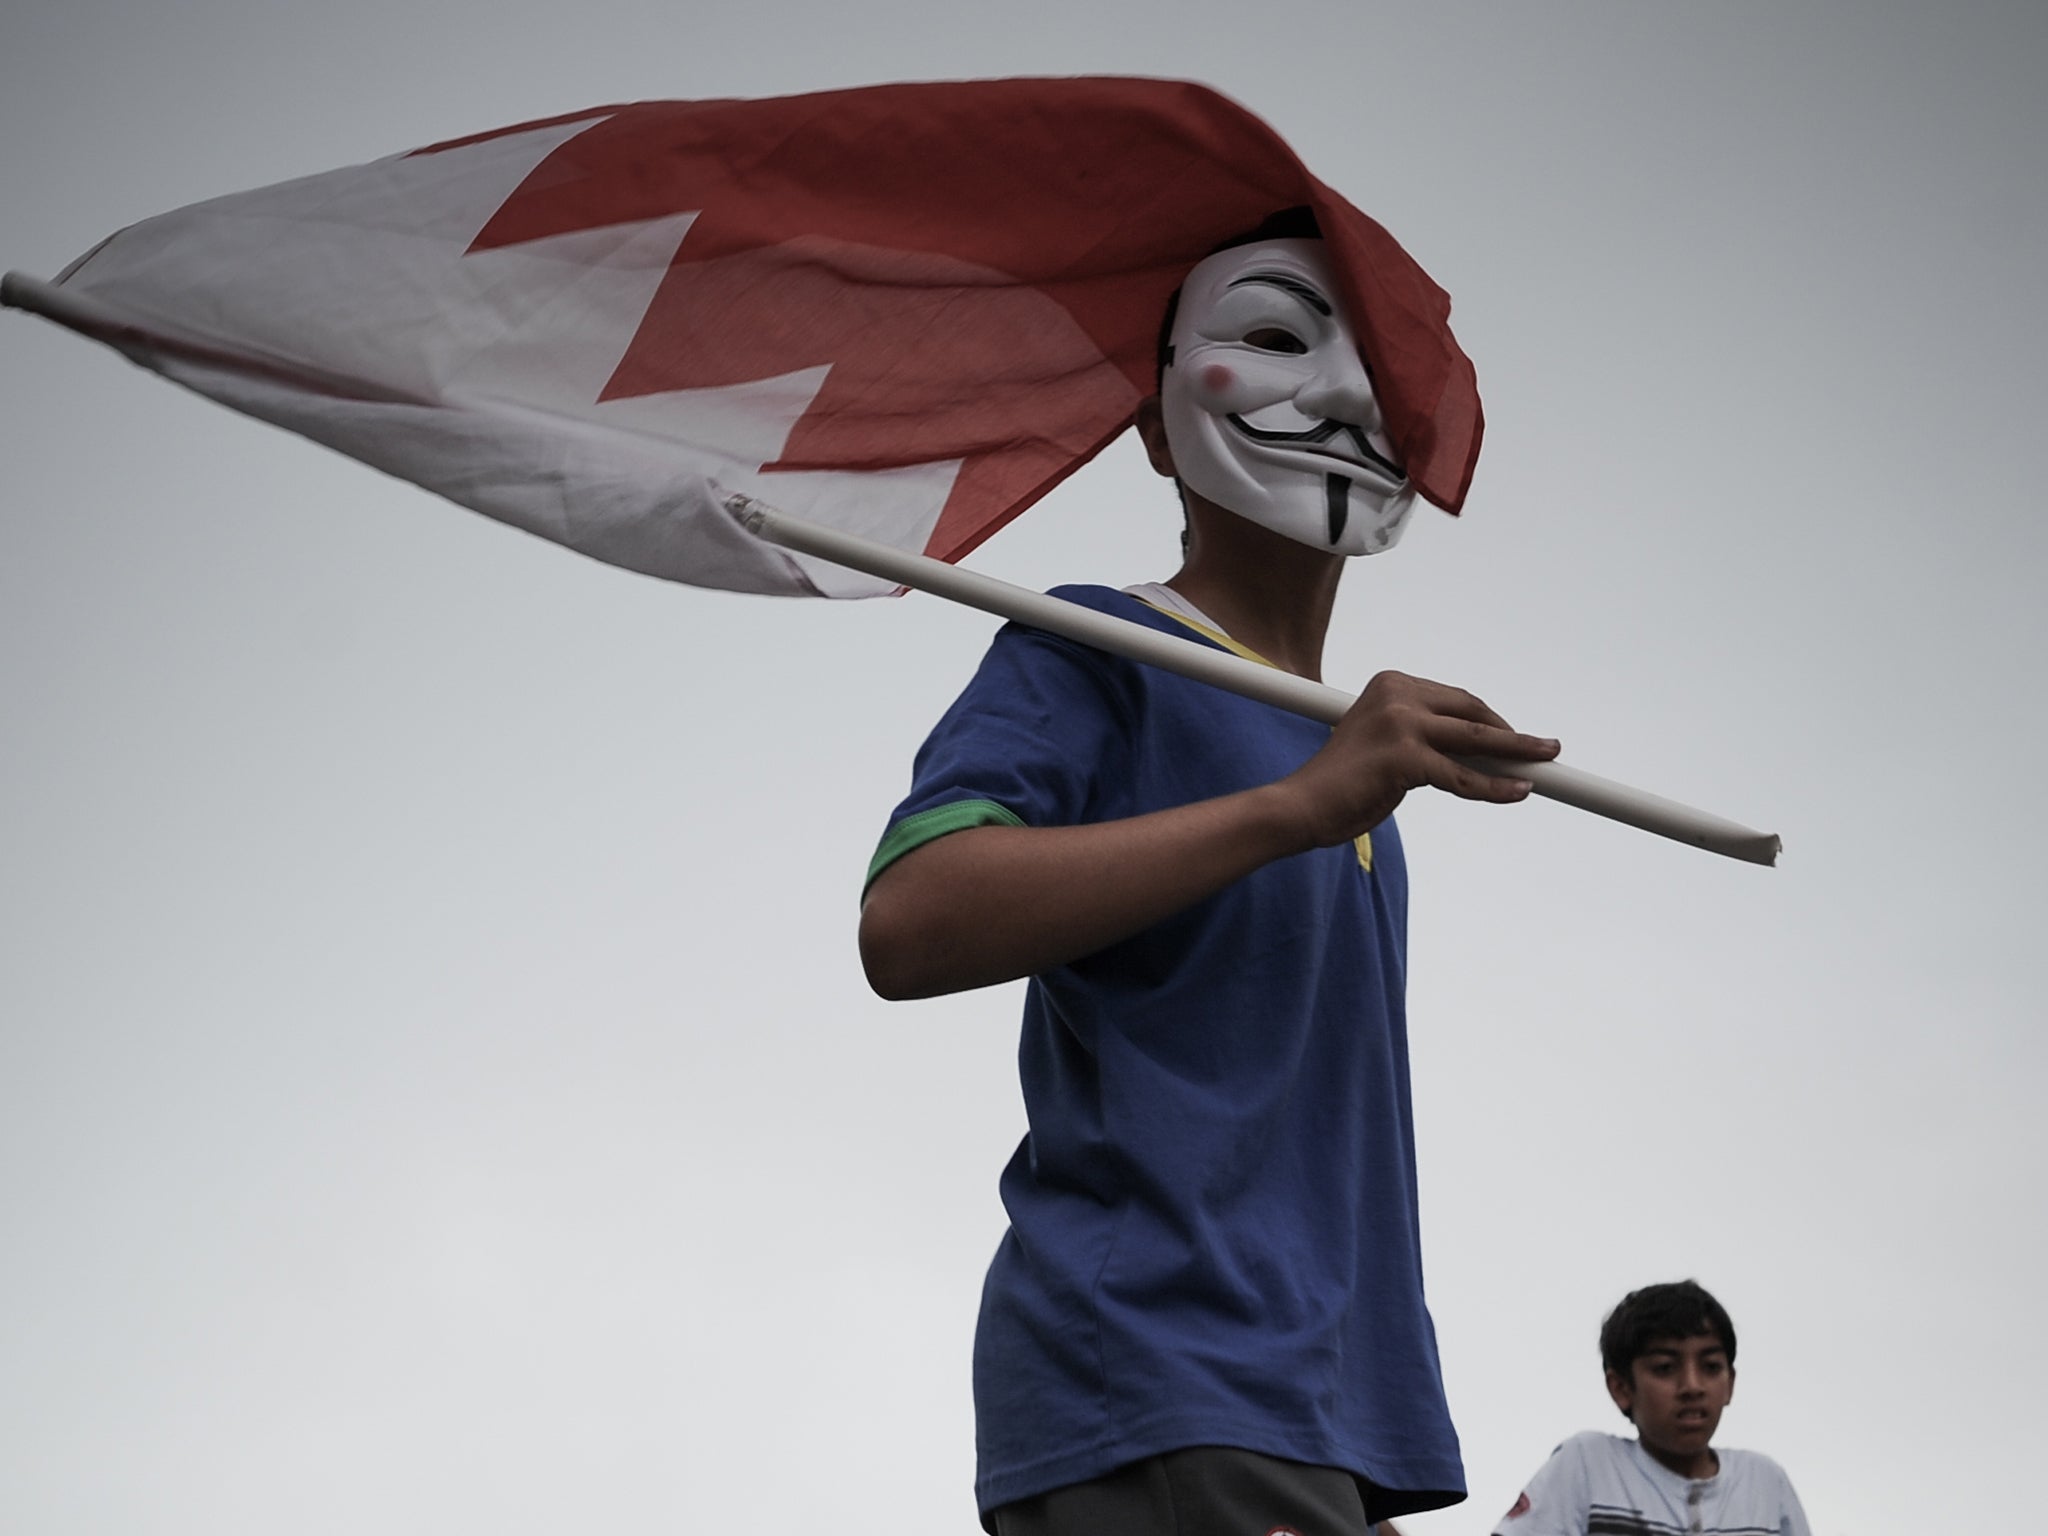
[1161,237,1416,555]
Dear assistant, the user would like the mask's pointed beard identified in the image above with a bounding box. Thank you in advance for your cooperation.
[1325,472,1350,545]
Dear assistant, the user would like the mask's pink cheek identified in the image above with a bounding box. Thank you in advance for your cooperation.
[1200,363,1236,394]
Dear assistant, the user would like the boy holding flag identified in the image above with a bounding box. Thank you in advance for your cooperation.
[861,211,1559,1535]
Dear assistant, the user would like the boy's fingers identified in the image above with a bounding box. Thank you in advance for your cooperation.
[1425,716,1560,761]
[1419,727,1558,803]
[1332,674,1557,809]
[1386,675,1512,731]
[1444,693,1515,734]
[1430,758,1536,803]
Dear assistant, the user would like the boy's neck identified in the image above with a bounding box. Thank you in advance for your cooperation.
[1640,1439,1720,1481]
[1164,497,1347,681]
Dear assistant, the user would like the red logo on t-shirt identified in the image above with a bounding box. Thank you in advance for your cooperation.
[1502,1491,1532,1520]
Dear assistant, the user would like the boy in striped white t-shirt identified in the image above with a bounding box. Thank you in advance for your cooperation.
[1493,1281,1811,1536]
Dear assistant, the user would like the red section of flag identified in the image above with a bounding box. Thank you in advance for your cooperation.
[423,79,1481,563]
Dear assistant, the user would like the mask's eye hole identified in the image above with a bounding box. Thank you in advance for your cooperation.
[1243,327,1307,354]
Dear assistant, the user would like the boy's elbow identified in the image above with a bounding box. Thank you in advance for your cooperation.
[860,833,1004,1000]
[858,883,936,1001]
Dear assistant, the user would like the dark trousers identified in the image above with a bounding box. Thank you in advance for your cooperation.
[989,1446,1379,1536]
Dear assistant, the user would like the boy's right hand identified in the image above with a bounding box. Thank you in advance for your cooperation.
[1278,670,1561,849]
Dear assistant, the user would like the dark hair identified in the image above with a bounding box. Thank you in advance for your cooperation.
[1599,1280,1737,1382]
[1154,205,1325,386]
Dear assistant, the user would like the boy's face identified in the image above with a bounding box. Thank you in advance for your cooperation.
[1606,1332,1736,1477]
[1159,237,1416,556]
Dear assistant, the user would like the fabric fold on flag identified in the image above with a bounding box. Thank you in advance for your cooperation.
[15,77,1482,597]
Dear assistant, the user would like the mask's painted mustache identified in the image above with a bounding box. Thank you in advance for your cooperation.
[1227,415,1403,484]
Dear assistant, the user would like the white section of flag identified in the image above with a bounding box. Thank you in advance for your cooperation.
[46,117,959,597]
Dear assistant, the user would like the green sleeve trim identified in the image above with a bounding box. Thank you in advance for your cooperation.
[864,798,1026,893]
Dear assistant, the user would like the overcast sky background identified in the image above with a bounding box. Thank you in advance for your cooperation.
[3,4,2042,1533]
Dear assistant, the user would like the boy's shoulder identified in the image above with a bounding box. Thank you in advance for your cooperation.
[1040,582,1183,628]
[1043,582,1129,608]
[1712,1444,1800,1488]
[1548,1428,1630,1464]
[982,583,1177,651]
[989,582,1244,672]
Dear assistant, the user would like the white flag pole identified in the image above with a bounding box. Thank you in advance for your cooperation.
[727,494,1781,867]
[2,267,1777,865]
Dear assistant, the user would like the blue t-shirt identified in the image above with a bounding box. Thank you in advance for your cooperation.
[870,586,1464,1522]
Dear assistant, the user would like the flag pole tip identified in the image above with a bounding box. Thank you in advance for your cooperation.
[1,271,48,310]
[1726,831,1781,867]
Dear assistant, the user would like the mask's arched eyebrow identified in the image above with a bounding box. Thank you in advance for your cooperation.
[1225,272,1332,316]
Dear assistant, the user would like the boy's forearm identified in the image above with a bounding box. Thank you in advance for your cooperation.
[857,781,1318,999]
[860,670,1559,1000]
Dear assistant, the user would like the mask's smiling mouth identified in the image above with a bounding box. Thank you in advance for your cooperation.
[1225,414,1403,485]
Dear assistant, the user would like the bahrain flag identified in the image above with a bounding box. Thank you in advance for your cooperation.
[9,78,1480,597]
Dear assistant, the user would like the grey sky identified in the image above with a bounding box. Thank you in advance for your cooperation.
[4,4,2043,1532]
